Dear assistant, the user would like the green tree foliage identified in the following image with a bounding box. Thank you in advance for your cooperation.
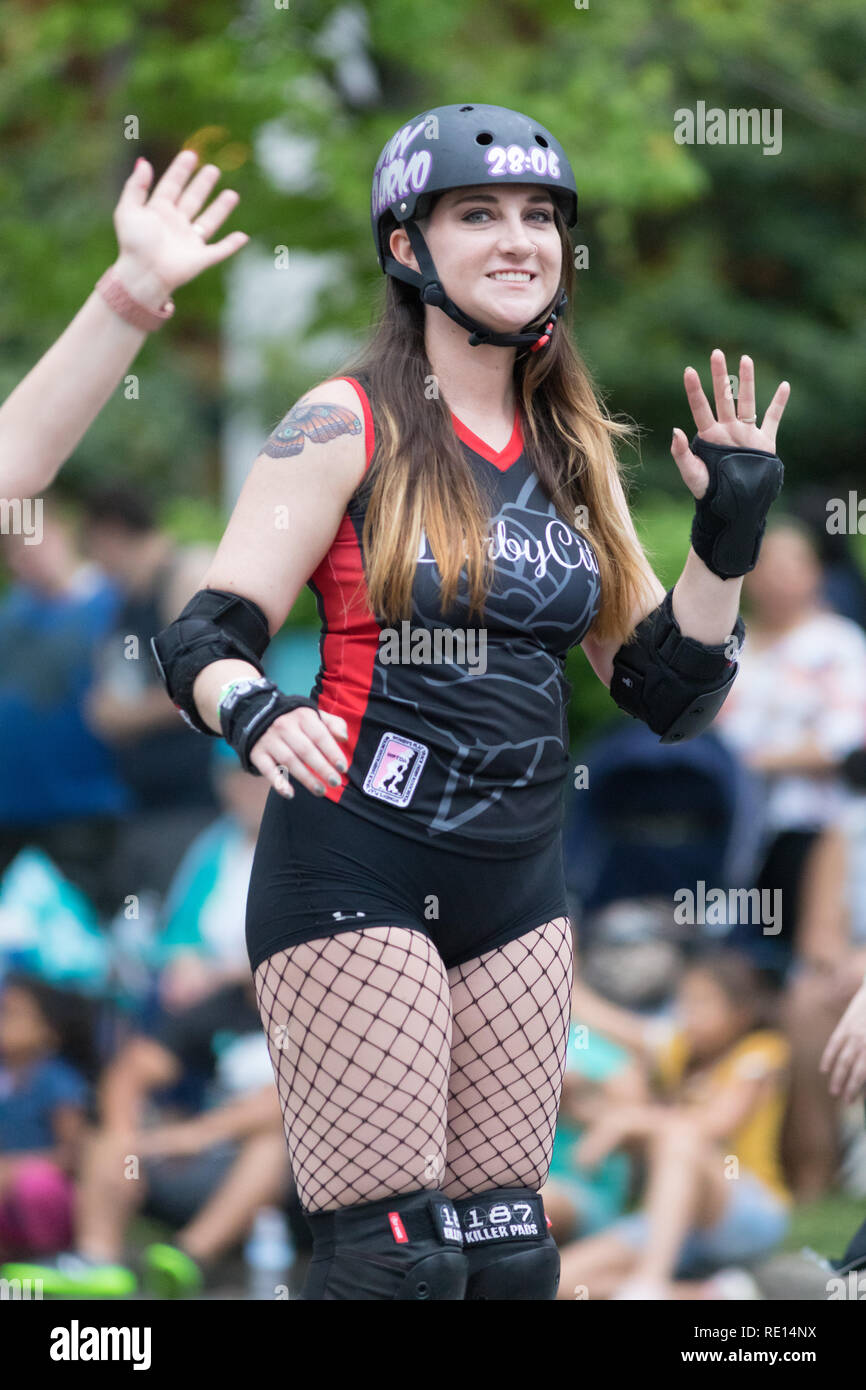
[2,0,863,494]
[1,0,863,734]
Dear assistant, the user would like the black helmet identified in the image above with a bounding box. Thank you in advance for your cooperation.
[370,102,578,351]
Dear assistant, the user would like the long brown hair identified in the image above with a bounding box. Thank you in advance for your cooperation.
[335,202,658,642]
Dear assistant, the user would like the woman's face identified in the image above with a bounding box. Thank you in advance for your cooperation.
[390,183,563,335]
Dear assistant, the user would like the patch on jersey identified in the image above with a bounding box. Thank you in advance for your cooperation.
[362,732,428,807]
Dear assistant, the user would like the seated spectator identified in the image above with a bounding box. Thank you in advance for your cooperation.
[2,979,290,1298]
[79,482,218,903]
[0,973,95,1261]
[558,950,791,1300]
[782,749,866,1198]
[541,1013,641,1245]
[152,740,270,1013]
[791,485,866,631]
[714,521,866,974]
[0,498,132,919]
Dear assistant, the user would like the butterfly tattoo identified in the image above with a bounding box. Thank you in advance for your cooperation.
[262,400,362,458]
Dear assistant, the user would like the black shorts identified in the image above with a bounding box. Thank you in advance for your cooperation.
[245,781,569,974]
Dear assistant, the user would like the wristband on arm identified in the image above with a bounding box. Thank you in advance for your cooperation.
[95,268,175,332]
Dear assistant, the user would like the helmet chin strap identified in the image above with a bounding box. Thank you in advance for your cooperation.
[383,218,567,351]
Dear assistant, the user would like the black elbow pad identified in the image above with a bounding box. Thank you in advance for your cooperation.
[610,590,745,743]
[150,588,272,735]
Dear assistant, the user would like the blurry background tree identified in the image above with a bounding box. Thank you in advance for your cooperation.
[1,0,864,737]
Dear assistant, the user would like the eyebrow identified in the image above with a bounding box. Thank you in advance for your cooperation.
[448,191,554,207]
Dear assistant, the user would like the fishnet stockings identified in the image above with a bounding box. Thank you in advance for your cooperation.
[442,915,573,1199]
[253,917,573,1214]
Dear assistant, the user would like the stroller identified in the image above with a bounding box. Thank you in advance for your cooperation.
[563,720,766,999]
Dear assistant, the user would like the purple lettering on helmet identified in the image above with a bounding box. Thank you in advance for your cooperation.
[372,148,433,218]
[372,119,436,218]
[373,119,428,178]
[408,149,432,195]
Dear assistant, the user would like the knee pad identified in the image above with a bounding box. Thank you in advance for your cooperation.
[454,1187,560,1300]
[299,1190,466,1301]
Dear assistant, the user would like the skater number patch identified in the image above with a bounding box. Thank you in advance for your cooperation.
[362,731,428,808]
[460,1195,543,1245]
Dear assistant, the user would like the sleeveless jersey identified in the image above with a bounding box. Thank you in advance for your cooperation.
[307,372,602,856]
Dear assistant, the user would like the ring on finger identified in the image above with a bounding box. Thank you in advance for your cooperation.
[739,413,757,423]
[192,221,208,238]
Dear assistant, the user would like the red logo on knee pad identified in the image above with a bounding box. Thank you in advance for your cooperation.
[388,1211,409,1243]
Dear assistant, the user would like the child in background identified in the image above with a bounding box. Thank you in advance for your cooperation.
[542,1018,641,1244]
[558,950,791,1300]
[0,973,93,1259]
[152,740,270,1013]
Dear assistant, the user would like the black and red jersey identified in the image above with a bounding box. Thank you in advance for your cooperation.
[307,372,601,855]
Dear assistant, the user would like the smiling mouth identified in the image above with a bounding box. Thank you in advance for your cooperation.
[486,271,535,284]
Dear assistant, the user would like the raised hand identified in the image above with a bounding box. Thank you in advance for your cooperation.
[671,348,790,500]
[112,148,249,306]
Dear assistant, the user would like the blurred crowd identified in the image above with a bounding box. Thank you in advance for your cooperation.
[0,484,318,1297]
[1,485,866,1299]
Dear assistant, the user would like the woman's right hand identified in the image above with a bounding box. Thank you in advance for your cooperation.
[111,147,249,307]
[249,705,350,800]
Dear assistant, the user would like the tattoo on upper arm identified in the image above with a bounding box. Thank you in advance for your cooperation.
[262,400,362,458]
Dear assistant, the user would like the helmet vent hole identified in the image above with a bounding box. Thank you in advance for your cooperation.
[535,135,549,147]
[475,132,493,145]
[459,105,474,112]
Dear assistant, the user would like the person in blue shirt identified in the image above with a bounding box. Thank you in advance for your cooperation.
[0,499,132,918]
[0,973,92,1258]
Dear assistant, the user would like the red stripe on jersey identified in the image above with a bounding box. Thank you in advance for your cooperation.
[333,375,375,471]
[450,403,524,471]
[309,374,379,803]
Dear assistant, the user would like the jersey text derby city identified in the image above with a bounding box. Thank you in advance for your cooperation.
[306,372,601,854]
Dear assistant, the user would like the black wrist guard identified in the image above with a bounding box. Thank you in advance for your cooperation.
[689,435,784,579]
[218,677,319,775]
[610,589,746,743]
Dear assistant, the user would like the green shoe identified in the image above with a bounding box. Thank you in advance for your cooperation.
[0,1253,137,1299]
[141,1243,204,1299]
